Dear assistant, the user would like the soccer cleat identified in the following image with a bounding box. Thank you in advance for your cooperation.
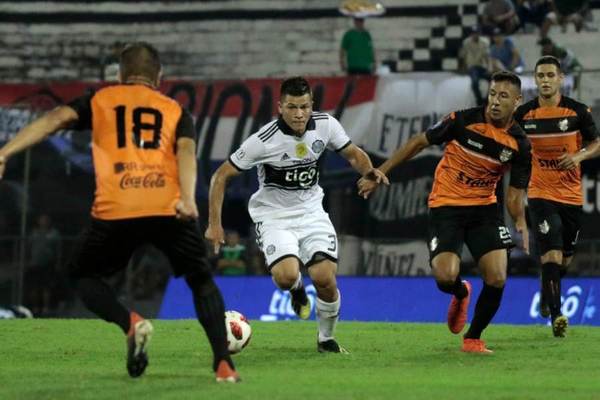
[290,287,311,320]
[317,339,349,354]
[461,338,493,354]
[552,315,568,338]
[215,360,241,383]
[447,280,472,334]
[126,312,153,378]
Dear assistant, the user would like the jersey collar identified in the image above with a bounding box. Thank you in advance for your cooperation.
[277,116,316,137]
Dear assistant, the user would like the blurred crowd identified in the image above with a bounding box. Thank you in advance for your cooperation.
[459,0,589,105]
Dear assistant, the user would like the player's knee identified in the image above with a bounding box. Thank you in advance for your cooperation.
[271,268,299,290]
[431,266,457,285]
[484,274,506,288]
[311,273,336,292]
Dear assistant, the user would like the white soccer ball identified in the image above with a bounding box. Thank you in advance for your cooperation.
[225,310,252,354]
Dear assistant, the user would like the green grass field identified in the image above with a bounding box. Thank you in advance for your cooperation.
[1,319,599,400]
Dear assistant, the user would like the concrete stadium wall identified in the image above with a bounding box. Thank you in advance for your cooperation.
[0,0,598,84]
[0,0,476,82]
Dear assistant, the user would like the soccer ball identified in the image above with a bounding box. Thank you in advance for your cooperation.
[225,310,252,354]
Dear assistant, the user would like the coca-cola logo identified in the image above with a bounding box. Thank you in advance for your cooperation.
[119,172,166,189]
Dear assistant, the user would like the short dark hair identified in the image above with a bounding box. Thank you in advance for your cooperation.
[535,55,562,73]
[491,70,521,91]
[280,76,312,99]
[119,42,161,81]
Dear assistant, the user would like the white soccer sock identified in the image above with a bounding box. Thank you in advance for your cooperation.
[316,290,340,343]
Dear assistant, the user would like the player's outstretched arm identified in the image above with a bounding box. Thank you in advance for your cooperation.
[205,161,241,254]
[357,132,430,199]
[340,143,389,182]
[175,137,199,221]
[338,144,390,199]
[0,105,78,179]
[506,186,529,255]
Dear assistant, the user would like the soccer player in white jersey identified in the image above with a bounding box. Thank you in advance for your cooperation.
[205,76,388,353]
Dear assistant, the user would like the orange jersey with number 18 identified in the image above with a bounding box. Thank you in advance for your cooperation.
[68,84,194,220]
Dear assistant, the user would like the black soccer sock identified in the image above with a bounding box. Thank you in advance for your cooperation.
[72,276,131,334]
[464,284,504,339]
[559,267,568,279]
[436,276,468,299]
[542,262,562,319]
[185,273,233,372]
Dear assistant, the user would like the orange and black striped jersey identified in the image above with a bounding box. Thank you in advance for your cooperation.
[426,107,531,208]
[68,84,195,220]
[514,96,598,205]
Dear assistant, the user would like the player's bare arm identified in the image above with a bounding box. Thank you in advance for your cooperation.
[558,138,600,170]
[0,105,79,179]
[175,137,199,221]
[357,132,430,199]
[506,186,529,254]
[205,160,242,254]
[340,143,389,187]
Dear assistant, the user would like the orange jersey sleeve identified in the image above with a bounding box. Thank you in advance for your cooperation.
[70,84,190,220]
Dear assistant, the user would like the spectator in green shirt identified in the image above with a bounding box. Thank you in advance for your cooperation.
[217,230,248,276]
[340,18,376,75]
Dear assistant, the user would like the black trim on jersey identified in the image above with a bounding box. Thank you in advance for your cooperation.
[228,155,245,171]
[312,112,329,121]
[515,95,599,141]
[258,121,279,142]
[519,116,581,135]
[277,116,316,136]
[335,140,352,152]
[175,108,196,141]
[263,161,319,190]
[67,90,95,130]
[508,134,532,189]
[458,127,517,163]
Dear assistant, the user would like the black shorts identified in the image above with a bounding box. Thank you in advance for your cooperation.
[428,204,514,263]
[528,198,582,258]
[69,216,211,279]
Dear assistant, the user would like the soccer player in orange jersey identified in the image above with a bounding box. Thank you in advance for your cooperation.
[0,43,240,382]
[514,56,600,337]
[359,72,531,353]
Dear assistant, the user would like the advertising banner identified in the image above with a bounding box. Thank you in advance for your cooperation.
[159,276,600,326]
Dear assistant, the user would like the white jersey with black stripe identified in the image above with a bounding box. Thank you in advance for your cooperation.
[229,112,351,221]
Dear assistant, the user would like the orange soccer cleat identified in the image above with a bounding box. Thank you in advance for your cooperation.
[215,360,241,383]
[461,338,493,354]
[447,280,472,334]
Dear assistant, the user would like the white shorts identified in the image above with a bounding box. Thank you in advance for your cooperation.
[255,211,338,270]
